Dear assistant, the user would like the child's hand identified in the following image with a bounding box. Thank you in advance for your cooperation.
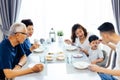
[91,61,97,64]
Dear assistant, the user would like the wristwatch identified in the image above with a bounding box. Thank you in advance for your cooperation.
[18,63,23,67]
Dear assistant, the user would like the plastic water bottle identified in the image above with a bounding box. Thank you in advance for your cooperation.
[49,28,56,42]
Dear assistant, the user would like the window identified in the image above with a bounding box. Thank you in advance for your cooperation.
[18,0,115,42]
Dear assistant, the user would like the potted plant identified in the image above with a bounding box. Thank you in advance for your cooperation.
[57,31,64,36]
[57,31,64,42]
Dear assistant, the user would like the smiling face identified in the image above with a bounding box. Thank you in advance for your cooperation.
[89,40,99,50]
[15,28,27,44]
[27,25,34,37]
[75,28,85,39]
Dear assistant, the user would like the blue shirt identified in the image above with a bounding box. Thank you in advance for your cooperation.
[13,38,37,67]
[0,38,25,69]
[22,38,32,56]
[12,38,32,67]
[12,44,25,67]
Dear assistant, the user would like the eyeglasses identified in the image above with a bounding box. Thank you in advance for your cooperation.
[15,32,28,36]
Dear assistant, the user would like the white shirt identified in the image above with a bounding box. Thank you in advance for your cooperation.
[114,41,120,79]
[74,33,92,51]
[88,48,104,62]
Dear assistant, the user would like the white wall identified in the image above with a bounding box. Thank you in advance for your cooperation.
[18,0,114,41]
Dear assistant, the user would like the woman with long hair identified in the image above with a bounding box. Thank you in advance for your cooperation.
[65,23,93,55]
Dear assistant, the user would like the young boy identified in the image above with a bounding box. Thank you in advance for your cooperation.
[89,22,119,80]
[88,35,104,64]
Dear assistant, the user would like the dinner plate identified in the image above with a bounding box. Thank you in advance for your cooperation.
[73,61,90,69]
[56,56,65,61]
[56,54,65,61]
[66,46,77,51]
[72,54,83,58]
[33,48,44,53]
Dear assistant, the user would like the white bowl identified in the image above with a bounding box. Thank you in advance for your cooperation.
[73,61,90,69]
[45,55,54,61]
[66,46,77,51]
[33,47,44,53]
[72,54,83,58]
[56,54,65,61]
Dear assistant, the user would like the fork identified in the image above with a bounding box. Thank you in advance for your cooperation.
[72,44,82,49]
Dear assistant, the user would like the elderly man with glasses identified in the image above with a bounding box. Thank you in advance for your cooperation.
[0,23,44,80]
[13,19,40,70]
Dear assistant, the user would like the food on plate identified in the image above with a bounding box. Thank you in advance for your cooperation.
[33,48,44,53]
[48,52,54,55]
[57,52,64,54]
[56,54,65,61]
[46,55,53,61]
[77,65,84,68]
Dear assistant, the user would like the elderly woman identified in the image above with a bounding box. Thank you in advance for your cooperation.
[0,23,43,80]
[21,19,39,56]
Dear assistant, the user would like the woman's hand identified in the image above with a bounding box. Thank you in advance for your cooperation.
[80,48,88,56]
[30,43,40,52]
[32,43,40,49]
[64,39,72,44]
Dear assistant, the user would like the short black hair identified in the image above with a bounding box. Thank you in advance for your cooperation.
[21,19,33,27]
[98,22,115,33]
[89,35,99,43]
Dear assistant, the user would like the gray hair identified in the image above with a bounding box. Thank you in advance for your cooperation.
[9,23,26,36]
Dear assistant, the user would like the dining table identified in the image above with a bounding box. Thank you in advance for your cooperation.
[14,42,101,80]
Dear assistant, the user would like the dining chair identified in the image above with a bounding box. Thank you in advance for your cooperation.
[96,49,115,69]
[104,49,116,69]
[111,51,117,69]
[96,50,108,67]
